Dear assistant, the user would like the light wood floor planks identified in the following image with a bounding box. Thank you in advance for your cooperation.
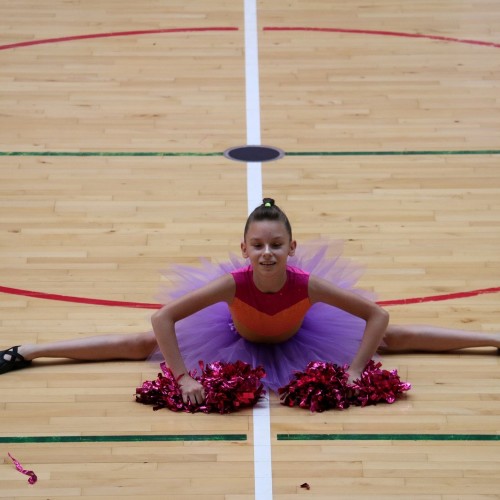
[1,0,499,498]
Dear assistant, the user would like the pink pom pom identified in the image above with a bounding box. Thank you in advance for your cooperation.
[279,361,352,412]
[279,360,411,412]
[352,360,412,406]
[136,360,266,414]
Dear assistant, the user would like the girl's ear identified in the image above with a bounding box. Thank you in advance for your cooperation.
[241,241,249,258]
[288,240,297,256]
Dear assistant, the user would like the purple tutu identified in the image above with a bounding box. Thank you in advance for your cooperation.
[149,241,376,392]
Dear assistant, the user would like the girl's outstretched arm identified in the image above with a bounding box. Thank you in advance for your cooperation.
[151,274,235,404]
[308,275,389,383]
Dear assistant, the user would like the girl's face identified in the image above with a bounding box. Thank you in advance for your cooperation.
[241,220,296,275]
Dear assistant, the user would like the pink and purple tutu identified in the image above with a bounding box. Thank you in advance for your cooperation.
[148,241,380,392]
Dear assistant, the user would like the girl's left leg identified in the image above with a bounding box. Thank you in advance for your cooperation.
[381,324,500,353]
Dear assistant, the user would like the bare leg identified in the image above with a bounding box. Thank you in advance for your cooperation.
[381,324,500,353]
[13,331,158,362]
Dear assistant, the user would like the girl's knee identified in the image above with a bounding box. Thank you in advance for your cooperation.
[128,332,157,359]
[382,325,418,351]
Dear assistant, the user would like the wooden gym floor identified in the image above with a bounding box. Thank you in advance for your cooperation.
[0,1,499,498]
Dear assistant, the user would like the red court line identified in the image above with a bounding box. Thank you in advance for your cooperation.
[377,287,500,306]
[0,285,161,309]
[264,27,500,49]
[0,27,239,52]
[1,284,500,309]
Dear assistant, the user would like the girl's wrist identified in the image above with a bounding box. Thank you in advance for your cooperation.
[348,363,364,374]
[347,360,373,383]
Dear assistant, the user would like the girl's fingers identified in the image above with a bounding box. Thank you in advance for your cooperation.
[182,384,206,404]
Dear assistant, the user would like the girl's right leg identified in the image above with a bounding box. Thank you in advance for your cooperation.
[4,331,158,363]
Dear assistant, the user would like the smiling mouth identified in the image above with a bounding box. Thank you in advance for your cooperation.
[260,262,276,266]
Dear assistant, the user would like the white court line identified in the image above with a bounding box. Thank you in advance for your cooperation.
[244,0,272,499]
[252,394,273,498]
[244,0,263,213]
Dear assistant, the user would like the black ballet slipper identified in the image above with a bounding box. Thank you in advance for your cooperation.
[0,346,32,374]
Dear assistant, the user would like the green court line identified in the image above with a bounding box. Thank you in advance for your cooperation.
[0,434,246,443]
[286,150,500,156]
[278,433,500,441]
[1,150,500,157]
[0,151,223,157]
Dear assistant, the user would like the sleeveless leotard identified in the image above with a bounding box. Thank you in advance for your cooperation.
[229,265,311,338]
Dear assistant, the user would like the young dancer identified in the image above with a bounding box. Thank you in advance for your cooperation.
[1,199,499,406]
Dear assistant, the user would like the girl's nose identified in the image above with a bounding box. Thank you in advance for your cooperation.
[263,244,272,255]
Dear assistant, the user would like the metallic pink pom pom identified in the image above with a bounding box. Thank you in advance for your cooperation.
[136,360,266,414]
[353,360,412,407]
[279,360,411,412]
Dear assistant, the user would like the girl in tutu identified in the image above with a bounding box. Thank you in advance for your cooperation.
[2,198,500,408]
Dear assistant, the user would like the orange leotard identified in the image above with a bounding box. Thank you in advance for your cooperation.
[229,265,311,340]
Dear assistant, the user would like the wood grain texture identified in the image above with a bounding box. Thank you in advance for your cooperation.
[1,0,499,498]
